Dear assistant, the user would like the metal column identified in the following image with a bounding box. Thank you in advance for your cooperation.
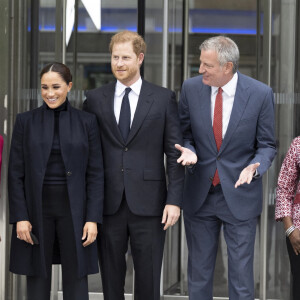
[260,1,272,299]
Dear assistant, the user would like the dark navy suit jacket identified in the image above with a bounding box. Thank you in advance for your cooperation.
[179,72,277,221]
[83,79,185,216]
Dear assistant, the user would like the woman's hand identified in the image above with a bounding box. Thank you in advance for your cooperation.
[16,221,34,245]
[289,228,300,255]
[82,222,97,247]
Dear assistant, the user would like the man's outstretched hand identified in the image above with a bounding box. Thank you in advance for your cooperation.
[175,144,197,166]
[235,162,260,188]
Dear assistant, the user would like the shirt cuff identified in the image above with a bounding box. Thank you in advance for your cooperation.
[253,169,259,178]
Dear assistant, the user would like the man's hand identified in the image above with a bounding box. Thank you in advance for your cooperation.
[16,220,33,245]
[234,162,260,188]
[82,222,98,247]
[175,144,197,166]
[290,228,300,255]
[161,204,180,230]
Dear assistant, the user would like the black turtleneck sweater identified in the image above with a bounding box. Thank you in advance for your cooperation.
[43,100,67,185]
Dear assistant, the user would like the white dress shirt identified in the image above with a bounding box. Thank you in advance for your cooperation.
[114,77,142,126]
[211,72,238,139]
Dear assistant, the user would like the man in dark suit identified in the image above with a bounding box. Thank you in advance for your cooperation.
[83,30,184,300]
[176,36,277,299]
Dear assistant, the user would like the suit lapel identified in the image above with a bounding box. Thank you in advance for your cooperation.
[126,80,154,145]
[102,83,125,143]
[198,84,217,151]
[220,74,250,152]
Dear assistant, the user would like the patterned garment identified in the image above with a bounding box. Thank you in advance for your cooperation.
[275,137,300,229]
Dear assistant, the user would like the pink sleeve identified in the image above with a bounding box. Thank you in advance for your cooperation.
[275,137,300,220]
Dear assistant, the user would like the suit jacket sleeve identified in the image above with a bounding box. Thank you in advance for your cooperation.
[178,81,197,154]
[249,87,276,176]
[85,114,104,223]
[8,114,30,223]
[164,92,185,207]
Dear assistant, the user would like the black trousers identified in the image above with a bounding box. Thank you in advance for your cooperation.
[27,184,88,300]
[98,196,165,300]
[286,237,300,300]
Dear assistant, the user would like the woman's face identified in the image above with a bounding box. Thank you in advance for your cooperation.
[41,71,72,109]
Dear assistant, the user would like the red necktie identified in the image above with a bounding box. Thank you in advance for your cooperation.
[212,87,222,186]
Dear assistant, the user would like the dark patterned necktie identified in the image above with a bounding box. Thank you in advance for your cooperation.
[212,87,223,186]
[119,87,131,142]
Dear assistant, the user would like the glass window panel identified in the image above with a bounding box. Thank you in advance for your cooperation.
[263,0,298,299]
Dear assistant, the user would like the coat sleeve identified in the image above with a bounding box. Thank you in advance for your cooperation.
[178,81,197,154]
[249,87,277,176]
[8,114,30,223]
[85,114,104,223]
[163,91,185,207]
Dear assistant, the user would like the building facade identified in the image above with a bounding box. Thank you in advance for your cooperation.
[0,0,300,299]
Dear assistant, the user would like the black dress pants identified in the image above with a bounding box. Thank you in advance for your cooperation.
[286,237,300,300]
[98,196,165,300]
[27,185,88,300]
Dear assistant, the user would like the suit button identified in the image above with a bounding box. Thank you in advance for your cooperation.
[209,176,214,182]
[124,147,128,152]
[217,156,220,160]
[121,169,124,172]
[66,171,72,176]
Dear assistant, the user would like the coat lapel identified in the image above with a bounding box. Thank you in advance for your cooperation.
[220,74,250,153]
[126,80,154,145]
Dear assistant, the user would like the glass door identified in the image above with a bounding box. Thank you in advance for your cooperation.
[259,0,300,299]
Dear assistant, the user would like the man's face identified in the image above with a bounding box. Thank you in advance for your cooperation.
[199,49,232,87]
[111,41,144,86]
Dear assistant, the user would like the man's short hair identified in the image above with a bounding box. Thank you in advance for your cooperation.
[199,36,240,73]
[109,30,147,57]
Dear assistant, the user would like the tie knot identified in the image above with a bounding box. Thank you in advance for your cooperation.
[124,87,131,96]
[217,87,223,94]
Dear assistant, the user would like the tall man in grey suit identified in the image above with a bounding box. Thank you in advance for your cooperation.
[176,36,276,299]
[83,31,184,300]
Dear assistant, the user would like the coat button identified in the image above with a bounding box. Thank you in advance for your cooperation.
[66,171,72,176]
[124,147,128,152]
[217,156,220,160]
[121,168,124,172]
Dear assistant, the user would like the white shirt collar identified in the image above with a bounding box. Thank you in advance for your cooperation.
[211,72,238,97]
[115,77,142,97]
